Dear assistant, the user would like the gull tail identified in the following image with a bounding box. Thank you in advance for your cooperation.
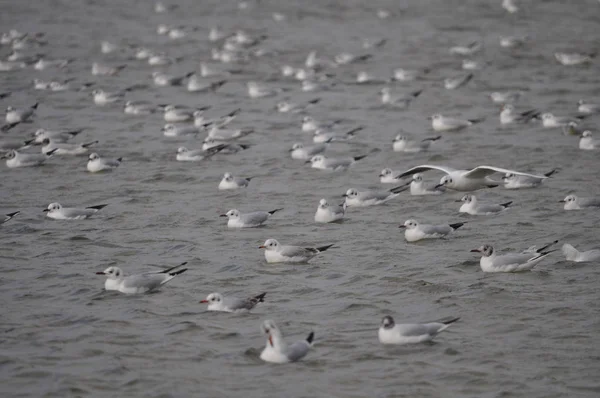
[159,262,188,274]
[1,122,20,132]
[82,140,99,148]
[411,89,423,98]
[86,204,108,211]
[544,169,558,178]
[537,239,559,253]
[500,201,513,208]
[423,135,442,142]
[45,148,59,156]
[254,292,267,303]
[268,208,283,215]
[66,129,83,137]
[442,317,460,325]
[389,185,409,194]
[31,102,40,110]
[468,117,485,124]
[449,222,465,230]
[306,332,315,344]
[562,243,580,261]
[116,157,123,162]
[316,244,334,252]
[308,98,321,105]
[346,126,364,137]
[353,155,367,162]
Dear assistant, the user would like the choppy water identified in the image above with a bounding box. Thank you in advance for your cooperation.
[1,0,600,397]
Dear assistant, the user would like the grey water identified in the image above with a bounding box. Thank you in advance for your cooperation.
[1,0,600,397]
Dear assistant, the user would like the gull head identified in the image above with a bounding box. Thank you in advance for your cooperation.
[200,292,223,304]
[437,175,453,188]
[582,130,592,138]
[343,188,358,198]
[259,239,280,251]
[176,147,188,154]
[460,194,473,203]
[318,198,329,209]
[96,266,123,280]
[222,172,233,181]
[44,202,62,213]
[413,173,423,182]
[379,168,393,178]
[560,194,577,204]
[88,153,100,161]
[222,209,240,219]
[399,219,418,229]
[393,134,406,142]
[3,150,17,160]
[471,244,494,257]
[291,143,303,151]
[307,155,324,165]
[381,315,395,329]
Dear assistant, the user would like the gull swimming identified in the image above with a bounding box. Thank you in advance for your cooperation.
[41,138,97,155]
[200,292,266,312]
[302,116,341,133]
[313,126,362,143]
[577,100,600,114]
[457,194,512,215]
[395,165,548,191]
[399,220,465,242]
[96,263,188,294]
[259,239,334,264]
[91,62,125,76]
[430,114,483,132]
[176,145,224,161]
[187,76,227,93]
[6,102,38,123]
[444,73,473,90]
[124,101,156,115]
[260,320,314,363]
[409,173,446,196]
[289,142,329,160]
[276,98,320,113]
[449,41,481,56]
[560,194,600,210]
[92,89,125,106]
[343,186,408,207]
[499,104,540,124]
[307,154,367,171]
[554,52,594,66]
[562,243,600,262]
[220,208,283,228]
[87,153,122,173]
[2,148,58,168]
[202,138,249,154]
[44,203,107,220]
[379,87,422,107]
[315,199,346,223]
[471,241,557,272]
[541,113,584,128]
[502,169,556,189]
[579,131,597,150]
[219,172,252,190]
[379,315,459,345]
[489,91,522,104]
[1,211,20,225]
[392,135,440,153]
[392,67,430,82]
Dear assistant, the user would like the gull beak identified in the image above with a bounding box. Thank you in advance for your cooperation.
[454,199,463,202]
[304,160,311,164]
[219,214,227,217]
[42,209,49,212]
[0,155,6,159]
[199,299,208,303]
[434,183,444,189]
[378,174,385,177]
[501,176,507,180]
[268,335,274,347]
[426,116,433,120]
[95,271,106,275]
[288,148,294,152]
[558,200,565,203]
[398,225,406,228]
[341,194,348,197]
[258,245,266,249]
[469,249,481,253]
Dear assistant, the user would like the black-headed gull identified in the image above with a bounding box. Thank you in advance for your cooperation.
[379,316,459,344]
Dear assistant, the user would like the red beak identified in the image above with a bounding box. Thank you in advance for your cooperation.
[258,245,266,249]
[470,249,480,252]
[268,335,273,347]
[199,299,208,303]
[95,271,105,275]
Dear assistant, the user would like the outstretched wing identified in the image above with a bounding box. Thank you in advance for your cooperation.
[395,165,457,179]
[465,166,547,180]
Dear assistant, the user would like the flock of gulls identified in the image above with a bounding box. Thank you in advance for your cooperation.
[1,0,600,364]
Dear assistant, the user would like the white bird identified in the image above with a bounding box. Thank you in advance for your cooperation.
[260,320,314,363]
[471,242,557,272]
[124,101,156,115]
[187,76,227,93]
[560,194,600,210]
[259,239,334,264]
[247,81,282,98]
[541,113,583,128]
[220,208,282,228]
[577,100,600,114]
[409,173,446,196]
[176,146,224,161]
[134,47,152,59]
[2,149,58,168]
[0,138,33,151]
[400,220,465,242]
[208,27,227,42]
[379,168,404,184]
[449,42,481,56]
[34,57,69,70]
[100,40,118,54]
[0,60,26,71]
[87,153,122,173]
[392,135,440,153]
[392,67,429,82]
[301,116,340,133]
[502,169,556,189]
[276,98,320,113]
[92,89,124,106]
[562,244,600,262]
[499,104,540,125]
[499,36,527,48]
[307,154,367,171]
[555,52,594,66]
[461,59,481,70]
[96,263,187,294]
[334,52,372,65]
[195,108,240,129]
[1,211,20,225]
[579,131,597,150]
[378,316,460,345]
[313,127,361,144]
[444,73,473,90]
[202,138,249,154]
[206,127,253,141]
[41,138,97,155]
[489,91,522,104]
[91,62,125,76]
[502,0,519,13]
[430,114,483,132]
[343,186,408,207]
[152,71,192,86]
[395,165,547,191]
[457,194,512,215]
[200,292,266,312]
[218,172,252,190]
[289,142,329,160]
[164,105,208,123]
[315,199,346,223]
[6,102,38,123]
[44,202,107,220]
[162,124,200,138]
[380,87,422,107]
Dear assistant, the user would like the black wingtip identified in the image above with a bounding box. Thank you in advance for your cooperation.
[116,157,123,162]
[170,268,188,276]
[449,222,465,230]
[268,208,283,215]
[536,240,559,253]
[353,155,367,162]
[443,317,460,325]
[86,204,108,210]
[316,244,334,252]
[544,169,558,177]
[500,201,513,208]
[254,292,267,302]
[46,148,59,156]
[308,98,321,105]
[5,211,20,218]
[306,331,315,344]
[487,184,499,188]
[82,140,99,148]
[31,102,39,110]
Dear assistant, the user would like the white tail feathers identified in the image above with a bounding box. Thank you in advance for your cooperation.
[562,243,580,261]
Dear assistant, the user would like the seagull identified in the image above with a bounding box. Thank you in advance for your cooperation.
[124,101,156,115]
[457,194,512,215]
[152,71,193,86]
[489,91,522,104]
[313,127,361,143]
[502,0,519,13]
[444,73,473,90]
[502,169,556,189]
[301,116,341,133]
[541,113,584,128]
[162,124,200,138]
[2,148,58,168]
[276,98,320,113]
[220,208,283,228]
[176,145,224,161]
[6,102,38,123]
[408,173,446,196]
[41,138,98,155]
[334,52,372,65]
[577,100,600,114]
[400,220,465,242]
[260,320,314,363]
[307,154,367,171]
[218,172,252,190]
[34,57,69,70]
[289,142,329,160]
[187,76,227,93]
[392,67,430,82]
[1,211,20,225]
[471,241,557,272]
[0,138,34,151]
[44,203,108,220]
[91,62,125,76]
[499,104,540,125]
[395,165,547,191]
[247,81,283,98]
[259,239,334,264]
[87,153,122,173]
[379,168,404,184]
[378,316,460,345]
[449,41,481,56]
[560,194,600,210]
[343,186,408,207]
[206,127,253,141]
[96,263,188,294]
[555,52,594,66]
[194,108,240,129]
[499,36,527,48]
[579,131,597,150]
[202,138,249,154]
[562,244,600,262]
[315,199,346,223]
[200,292,266,312]
[430,114,483,132]
[380,87,422,107]
[92,89,125,106]
[164,105,209,123]
[392,135,440,153]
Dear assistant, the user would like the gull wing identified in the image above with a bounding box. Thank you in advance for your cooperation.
[464,166,547,180]
[395,165,458,179]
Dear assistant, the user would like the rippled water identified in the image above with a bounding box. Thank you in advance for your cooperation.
[1,0,600,397]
